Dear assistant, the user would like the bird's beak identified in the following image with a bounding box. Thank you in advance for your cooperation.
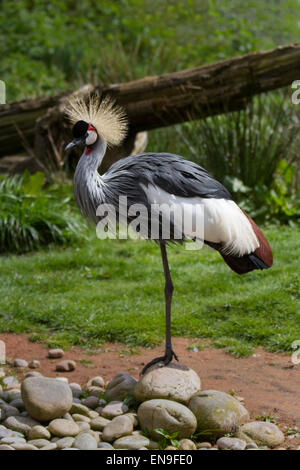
[65,136,86,151]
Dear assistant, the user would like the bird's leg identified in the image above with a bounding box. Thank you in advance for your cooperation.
[140,242,179,375]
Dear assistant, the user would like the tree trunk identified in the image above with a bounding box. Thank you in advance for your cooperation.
[1,42,300,170]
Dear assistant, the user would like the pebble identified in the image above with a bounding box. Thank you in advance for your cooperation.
[87,376,105,389]
[28,425,51,440]
[77,422,91,432]
[48,419,80,437]
[90,416,111,431]
[28,439,51,448]
[56,436,75,449]
[70,403,91,417]
[101,401,129,419]
[28,360,40,369]
[217,437,247,450]
[24,371,43,378]
[40,443,57,450]
[98,442,114,449]
[73,432,98,450]
[0,444,15,450]
[179,438,197,450]
[72,414,90,423]
[48,349,64,359]
[4,415,40,436]
[3,377,19,388]
[11,443,38,450]
[105,372,137,401]
[113,435,150,450]
[13,359,28,368]
[81,396,99,409]
[102,415,133,442]
[56,360,76,372]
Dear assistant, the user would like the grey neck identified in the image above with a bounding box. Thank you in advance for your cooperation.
[77,137,107,174]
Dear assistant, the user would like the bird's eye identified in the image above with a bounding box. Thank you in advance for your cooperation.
[85,130,98,146]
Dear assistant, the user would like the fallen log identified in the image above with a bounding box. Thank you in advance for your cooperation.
[1,42,300,171]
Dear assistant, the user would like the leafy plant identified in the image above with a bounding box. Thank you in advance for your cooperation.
[154,428,180,449]
[0,172,87,253]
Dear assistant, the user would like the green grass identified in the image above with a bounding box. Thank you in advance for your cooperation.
[0,226,299,357]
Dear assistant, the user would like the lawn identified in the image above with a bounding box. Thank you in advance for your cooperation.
[0,226,299,357]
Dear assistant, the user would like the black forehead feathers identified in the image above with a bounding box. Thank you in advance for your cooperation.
[72,120,89,138]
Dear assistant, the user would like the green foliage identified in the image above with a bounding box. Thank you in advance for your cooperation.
[0,172,87,253]
[1,0,300,101]
[154,428,180,449]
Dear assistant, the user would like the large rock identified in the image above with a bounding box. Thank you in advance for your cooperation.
[21,377,73,421]
[102,415,133,442]
[134,363,201,404]
[105,372,137,401]
[235,421,284,448]
[138,399,197,440]
[188,390,249,439]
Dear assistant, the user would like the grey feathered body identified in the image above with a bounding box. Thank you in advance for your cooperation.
[74,150,232,239]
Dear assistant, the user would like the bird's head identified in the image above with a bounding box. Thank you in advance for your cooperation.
[64,94,128,153]
[65,120,98,151]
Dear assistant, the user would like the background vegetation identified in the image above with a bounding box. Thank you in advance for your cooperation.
[0,0,299,354]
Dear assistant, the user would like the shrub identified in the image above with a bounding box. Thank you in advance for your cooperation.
[0,172,87,253]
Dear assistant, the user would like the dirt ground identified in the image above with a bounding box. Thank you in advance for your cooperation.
[1,333,300,448]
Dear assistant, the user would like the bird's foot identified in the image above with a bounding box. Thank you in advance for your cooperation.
[140,346,179,375]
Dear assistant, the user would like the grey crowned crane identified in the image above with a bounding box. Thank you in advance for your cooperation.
[65,95,273,375]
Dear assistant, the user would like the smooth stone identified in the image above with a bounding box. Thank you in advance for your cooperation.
[11,443,38,450]
[98,442,114,449]
[245,442,259,449]
[28,360,40,369]
[69,383,81,390]
[48,419,80,437]
[70,403,91,417]
[13,359,28,368]
[27,439,51,448]
[21,377,73,421]
[48,349,64,359]
[40,443,57,450]
[125,413,138,427]
[56,436,75,449]
[28,425,51,440]
[3,377,19,388]
[9,399,25,412]
[134,363,201,404]
[72,414,90,423]
[24,371,43,378]
[81,396,99,409]
[77,422,90,432]
[90,416,111,431]
[0,429,12,439]
[217,437,247,450]
[0,444,15,450]
[102,415,133,442]
[4,415,39,436]
[113,435,150,450]
[105,372,137,401]
[87,376,105,389]
[56,360,76,372]
[0,404,19,419]
[73,432,98,450]
[101,401,129,419]
[1,437,26,444]
[138,399,197,439]
[196,442,212,449]
[235,421,284,448]
[179,438,197,450]
[189,390,249,439]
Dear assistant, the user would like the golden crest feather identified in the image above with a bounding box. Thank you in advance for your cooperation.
[65,94,128,146]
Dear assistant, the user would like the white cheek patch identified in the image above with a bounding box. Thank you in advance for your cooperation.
[86,130,97,146]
